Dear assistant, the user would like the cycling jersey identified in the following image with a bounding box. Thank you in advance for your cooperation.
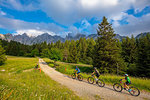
[75,68,80,73]
[125,76,131,83]
[94,69,100,77]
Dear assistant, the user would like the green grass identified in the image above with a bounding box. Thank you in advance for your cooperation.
[0,56,81,100]
[43,58,150,92]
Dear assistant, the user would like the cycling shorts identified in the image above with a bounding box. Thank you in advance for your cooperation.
[126,81,131,85]
[77,71,80,74]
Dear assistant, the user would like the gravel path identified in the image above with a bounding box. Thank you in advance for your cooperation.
[39,59,150,100]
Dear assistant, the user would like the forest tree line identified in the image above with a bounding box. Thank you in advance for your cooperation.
[0,17,150,77]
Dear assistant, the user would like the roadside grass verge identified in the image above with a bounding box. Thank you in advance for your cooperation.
[43,58,150,92]
[0,56,81,100]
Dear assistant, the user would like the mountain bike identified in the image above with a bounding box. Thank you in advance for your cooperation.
[113,79,140,96]
[87,75,105,87]
[71,72,83,81]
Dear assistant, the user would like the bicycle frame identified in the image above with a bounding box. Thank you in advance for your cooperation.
[119,80,131,90]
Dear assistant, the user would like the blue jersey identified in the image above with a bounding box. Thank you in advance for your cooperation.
[76,68,80,72]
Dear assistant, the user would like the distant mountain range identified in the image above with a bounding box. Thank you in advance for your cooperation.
[0,32,149,45]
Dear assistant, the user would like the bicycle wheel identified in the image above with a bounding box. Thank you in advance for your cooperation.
[113,83,123,92]
[129,87,140,96]
[71,73,76,79]
[87,77,94,84]
[78,75,83,81]
[97,79,105,87]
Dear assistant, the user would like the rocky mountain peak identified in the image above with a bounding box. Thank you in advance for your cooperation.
[2,32,149,45]
[0,34,5,39]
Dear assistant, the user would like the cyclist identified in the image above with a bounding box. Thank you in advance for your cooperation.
[92,67,100,83]
[75,66,80,79]
[121,74,131,92]
[35,64,39,69]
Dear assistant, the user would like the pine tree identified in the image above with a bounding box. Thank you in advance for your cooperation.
[64,40,70,49]
[121,35,137,75]
[68,40,78,63]
[121,36,137,65]
[55,40,62,49]
[41,41,48,50]
[93,16,126,74]
[136,34,150,77]
[62,48,69,61]
[86,38,96,58]
[77,38,87,63]
[0,41,6,65]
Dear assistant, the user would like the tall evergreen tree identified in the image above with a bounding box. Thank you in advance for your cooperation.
[77,38,88,62]
[64,40,70,49]
[136,34,150,77]
[86,38,96,58]
[41,41,48,50]
[55,40,62,49]
[0,41,6,65]
[62,48,69,61]
[68,40,78,63]
[93,16,126,74]
[121,35,137,75]
[121,36,137,65]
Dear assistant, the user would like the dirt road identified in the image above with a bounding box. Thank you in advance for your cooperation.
[39,58,150,100]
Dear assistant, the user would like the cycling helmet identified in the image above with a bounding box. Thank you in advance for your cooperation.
[125,74,128,76]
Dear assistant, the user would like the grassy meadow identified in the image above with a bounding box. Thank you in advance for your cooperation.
[0,56,81,100]
[43,58,150,92]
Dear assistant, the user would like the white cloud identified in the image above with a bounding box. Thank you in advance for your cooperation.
[79,19,91,33]
[0,8,6,16]
[39,0,80,25]
[0,0,150,37]
[110,12,128,27]
[132,0,150,12]
[0,0,38,11]
[114,13,150,36]
[14,29,55,37]
[0,11,6,16]
[81,0,118,9]
[68,26,79,34]
[38,0,140,25]
[0,16,65,36]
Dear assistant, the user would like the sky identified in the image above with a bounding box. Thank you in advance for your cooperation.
[0,0,150,37]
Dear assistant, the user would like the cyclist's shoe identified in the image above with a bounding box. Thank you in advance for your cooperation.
[95,78,98,81]
[128,89,132,92]
[123,88,126,90]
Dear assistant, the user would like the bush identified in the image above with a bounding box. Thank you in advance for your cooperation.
[31,49,39,57]
[49,48,63,61]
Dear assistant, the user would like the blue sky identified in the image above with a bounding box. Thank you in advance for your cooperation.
[0,0,150,37]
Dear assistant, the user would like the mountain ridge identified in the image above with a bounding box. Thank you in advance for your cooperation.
[0,32,149,45]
